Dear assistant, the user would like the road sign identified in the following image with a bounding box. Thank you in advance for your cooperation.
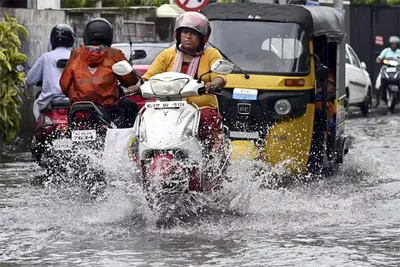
[375,35,384,46]
[175,0,209,12]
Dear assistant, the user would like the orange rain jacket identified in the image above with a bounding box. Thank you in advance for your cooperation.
[60,45,138,107]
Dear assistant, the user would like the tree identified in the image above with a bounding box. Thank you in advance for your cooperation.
[103,0,140,7]
[386,0,400,5]
[0,13,28,144]
[140,0,169,6]
[61,0,97,8]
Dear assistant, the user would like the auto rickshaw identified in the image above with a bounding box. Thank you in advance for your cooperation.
[201,3,350,175]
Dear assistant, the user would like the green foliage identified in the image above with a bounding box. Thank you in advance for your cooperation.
[352,0,400,5]
[61,0,96,8]
[0,13,28,143]
[140,0,169,6]
[62,0,168,7]
[386,0,400,5]
[102,0,139,7]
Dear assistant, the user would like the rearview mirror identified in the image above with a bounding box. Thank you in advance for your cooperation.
[129,49,147,61]
[16,65,25,72]
[112,60,133,76]
[211,60,235,74]
[361,62,367,70]
[16,62,29,72]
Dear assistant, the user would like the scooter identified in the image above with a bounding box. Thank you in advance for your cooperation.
[112,59,235,217]
[380,58,400,112]
[24,59,71,172]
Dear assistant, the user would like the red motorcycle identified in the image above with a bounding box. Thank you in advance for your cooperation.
[29,59,71,172]
[31,96,70,169]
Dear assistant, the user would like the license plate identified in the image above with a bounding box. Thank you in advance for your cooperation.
[230,131,260,139]
[52,138,73,151]
[237,103,251,115]
[233,88,258,100]
[386,67,397,73]
[145,101,186,109]
[389,86,399,92]
[71,129,97,142]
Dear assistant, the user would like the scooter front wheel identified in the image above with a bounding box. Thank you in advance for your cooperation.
[387,91,396,112]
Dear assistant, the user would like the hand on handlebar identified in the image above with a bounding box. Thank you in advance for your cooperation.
[205,82,217,94]
[127,84,141,94]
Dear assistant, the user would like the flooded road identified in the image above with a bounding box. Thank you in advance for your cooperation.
[1,109,400,266]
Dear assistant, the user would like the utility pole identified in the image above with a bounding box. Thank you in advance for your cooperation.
[96,0,102,8]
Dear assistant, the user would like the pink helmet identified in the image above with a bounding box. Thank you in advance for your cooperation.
[174,12,211,51]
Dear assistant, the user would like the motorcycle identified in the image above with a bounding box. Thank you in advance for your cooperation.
[380,58,400,112]
[18,59,71,173]
[111,59,236,219]
[65,98,131,196]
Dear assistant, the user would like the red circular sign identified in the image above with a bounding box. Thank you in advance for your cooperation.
[175,0,209,12]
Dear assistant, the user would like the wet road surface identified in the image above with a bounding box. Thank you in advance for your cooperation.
[1,107,400,266]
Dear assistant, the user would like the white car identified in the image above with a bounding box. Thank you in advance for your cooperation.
[345,44,373,115]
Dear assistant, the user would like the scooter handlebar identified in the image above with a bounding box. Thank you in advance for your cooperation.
[198,87,221,95]
[121,91,141,99]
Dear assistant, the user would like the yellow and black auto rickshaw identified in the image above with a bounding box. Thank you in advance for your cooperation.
[201,3,350,175]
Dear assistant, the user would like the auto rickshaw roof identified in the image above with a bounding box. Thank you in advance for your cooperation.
[201,3,344,40]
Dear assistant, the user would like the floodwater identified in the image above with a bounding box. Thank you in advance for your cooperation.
[1,108,400,266]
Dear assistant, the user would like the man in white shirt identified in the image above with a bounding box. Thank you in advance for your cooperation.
[26,24,75,120]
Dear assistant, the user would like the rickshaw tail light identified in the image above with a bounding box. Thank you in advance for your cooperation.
[285,79,305,86]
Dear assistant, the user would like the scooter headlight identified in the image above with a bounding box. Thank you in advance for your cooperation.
[150,78,189,96]
[274,99,291,116]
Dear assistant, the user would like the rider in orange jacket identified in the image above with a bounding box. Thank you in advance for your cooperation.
[60,18,139,127]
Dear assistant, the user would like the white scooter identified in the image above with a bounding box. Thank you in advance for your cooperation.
[112,59,235,206]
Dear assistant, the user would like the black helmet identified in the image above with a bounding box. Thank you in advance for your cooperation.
[83,18,114,47]
[50,24,75,49]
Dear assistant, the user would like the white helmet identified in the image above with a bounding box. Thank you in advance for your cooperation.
[389,36,400,44]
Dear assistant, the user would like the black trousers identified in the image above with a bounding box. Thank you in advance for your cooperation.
[108,98,139,128]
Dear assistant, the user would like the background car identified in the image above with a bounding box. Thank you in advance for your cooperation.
[111,42,173,110]
[112,42,173,76]
[345,43,373,116]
